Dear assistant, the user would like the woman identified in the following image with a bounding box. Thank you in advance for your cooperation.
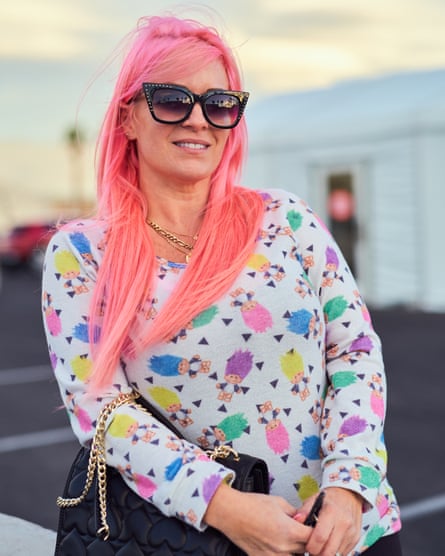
[42,14,402,556]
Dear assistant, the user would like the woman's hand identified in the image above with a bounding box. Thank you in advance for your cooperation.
[294,487,363,555]
[204,483,311,555]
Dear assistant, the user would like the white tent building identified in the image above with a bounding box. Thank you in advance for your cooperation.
[244,68,445,312]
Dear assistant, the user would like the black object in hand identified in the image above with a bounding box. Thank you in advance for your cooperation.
[304,491,325,527]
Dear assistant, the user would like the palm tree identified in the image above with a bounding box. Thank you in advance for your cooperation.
[65,126,86,210]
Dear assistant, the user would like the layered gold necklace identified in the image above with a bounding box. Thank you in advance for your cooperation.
[147,220,198,263]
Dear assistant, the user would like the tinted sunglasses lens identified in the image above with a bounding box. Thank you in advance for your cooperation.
[204,93,241,127]
[151,88,192,122]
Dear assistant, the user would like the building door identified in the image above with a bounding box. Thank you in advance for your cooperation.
[326,172,358,274]
[308,162,370,295]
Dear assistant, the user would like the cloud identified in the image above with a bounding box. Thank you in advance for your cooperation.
[231,1,445,94]
[0,1,100,59]
[240,37,364,94]
[0,0,247,61]
[241,4,370,40]
[2,0,445,141]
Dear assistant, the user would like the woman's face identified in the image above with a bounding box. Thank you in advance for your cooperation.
[124,59,232,194]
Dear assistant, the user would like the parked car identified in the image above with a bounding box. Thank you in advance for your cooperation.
[0,222,55,270]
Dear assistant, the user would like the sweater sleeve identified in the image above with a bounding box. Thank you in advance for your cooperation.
[291,200,389,511]
[41,223,233,530]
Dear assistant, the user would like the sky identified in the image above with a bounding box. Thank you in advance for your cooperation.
[2,0,445,142]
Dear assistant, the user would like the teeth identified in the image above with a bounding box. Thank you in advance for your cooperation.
[176,142,207,150]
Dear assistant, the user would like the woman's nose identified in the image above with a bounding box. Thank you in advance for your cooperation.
[182,101,208,128]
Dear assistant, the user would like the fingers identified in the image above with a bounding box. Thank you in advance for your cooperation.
[304,487,363,555]
[291,492,320,524]
[306,517,355,556]
[211,491,312,555]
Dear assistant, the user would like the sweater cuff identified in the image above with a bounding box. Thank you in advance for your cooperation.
[321,460,383,512]
[152,458,234,531]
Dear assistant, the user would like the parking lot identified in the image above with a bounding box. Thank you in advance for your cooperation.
[0,265,444,555]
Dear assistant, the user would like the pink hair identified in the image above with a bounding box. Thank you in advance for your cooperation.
[88,15,264,390]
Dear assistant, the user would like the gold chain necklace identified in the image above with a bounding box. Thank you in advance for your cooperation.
[147,220,198,262]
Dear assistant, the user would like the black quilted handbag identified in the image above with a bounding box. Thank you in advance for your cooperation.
[54,392,269,555]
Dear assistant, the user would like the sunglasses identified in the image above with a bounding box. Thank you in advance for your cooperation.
[141,83,249,129]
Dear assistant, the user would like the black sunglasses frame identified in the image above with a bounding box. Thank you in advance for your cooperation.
[141,82,249,129]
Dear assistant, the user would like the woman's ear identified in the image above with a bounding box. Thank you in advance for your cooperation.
[120,103,136,140]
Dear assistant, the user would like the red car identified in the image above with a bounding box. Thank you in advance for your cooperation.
[0,222,55,269]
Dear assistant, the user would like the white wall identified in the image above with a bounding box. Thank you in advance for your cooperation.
[245,131,433,309]
[416,130,445,310]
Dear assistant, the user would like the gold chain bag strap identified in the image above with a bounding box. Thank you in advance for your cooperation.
[54,391,269,555]
[56,391,139,540]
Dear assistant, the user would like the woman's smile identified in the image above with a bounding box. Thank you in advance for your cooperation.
[173,140,210,150]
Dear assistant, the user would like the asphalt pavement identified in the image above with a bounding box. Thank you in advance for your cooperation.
[0,265,444,555]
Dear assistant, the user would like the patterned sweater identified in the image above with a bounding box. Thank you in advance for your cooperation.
[42,189,401,554]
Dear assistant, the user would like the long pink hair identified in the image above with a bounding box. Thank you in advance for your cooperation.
[88,15,264,390]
